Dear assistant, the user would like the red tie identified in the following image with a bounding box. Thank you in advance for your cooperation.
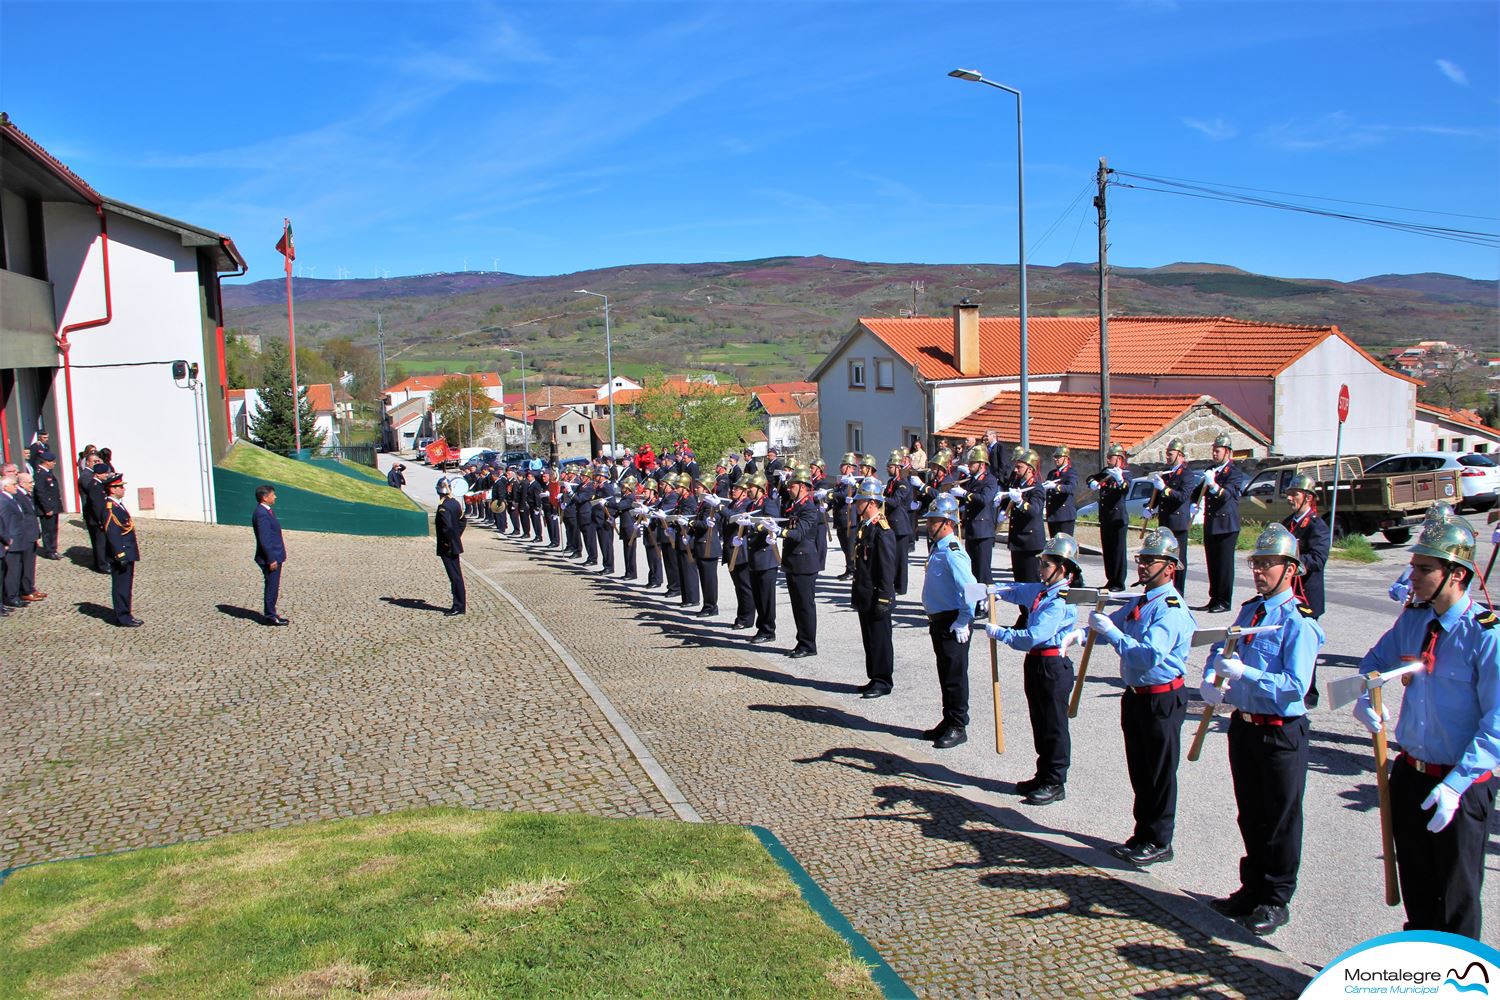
[1243,601,1266,645]
[1421,619,1442,673]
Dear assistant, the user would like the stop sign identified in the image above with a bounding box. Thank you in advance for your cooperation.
[1337,384,1350,424]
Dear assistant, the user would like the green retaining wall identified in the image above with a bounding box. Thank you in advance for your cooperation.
[214,467,428,537]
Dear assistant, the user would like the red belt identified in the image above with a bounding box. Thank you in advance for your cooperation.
[1028,647,1062,658]
[1235,711,1296,727]
[1129,676,1184,696]
[1400,754,1491,782]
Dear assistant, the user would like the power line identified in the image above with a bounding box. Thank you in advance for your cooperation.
[1027,178,1095,258]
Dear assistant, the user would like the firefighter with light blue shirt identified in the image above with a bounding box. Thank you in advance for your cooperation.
[921,494,979,750]
[1199,523,1324,937]
[986,533,1084,806]
[1354,517,1499,940]
[1088,527,1196,867]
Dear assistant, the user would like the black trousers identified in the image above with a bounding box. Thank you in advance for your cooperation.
[696,556,719,611]
[563,516,578,553]
[1101,521,1128,591]
[581,522,598,564]
[530,510,543,539]
[1047,519,1074,539]
[1228,714,1308,907]
[1010,549,1040,584]
[1120,684,1188,846]
[964,535,994,586]
[621,533,638,578]
[546,514,560,548]
[858,606,893,688]
[261,563,282,617]
[1171,528,1190,595]
[596,525,615,572]
[1391,757,1496,938]
[494,507,508,534]
[751,566,778,635]
[730,563,754,625]
[787,571,817,653]
[1024,652,1073,785]
[662,537,681,593]
[835,521,852,575]
[88,518,109,572]
[677,546,699,605]
[40,513,59,556]
[1205,530,1239,606]
[893,533,911,594]
[19,547,36,595]
[644,542,664,587]
[2,552,22,604]
[516,508,531,538]
[440,553,466,612]
[109,559,135,619]
[927,610,971,728]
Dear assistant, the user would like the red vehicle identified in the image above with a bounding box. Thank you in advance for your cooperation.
[424,438,458,470]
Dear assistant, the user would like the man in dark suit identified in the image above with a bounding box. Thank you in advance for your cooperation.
[14,472,44,603]
[81,463,110,572]
[0,472,25,611]
[101,473,142,626]
[33,457,62,559]
[435,478,466,616]
[27,430,55,472]
[252,484,289,625]
[1087,445,1132,592]
[954,446,1000,588]
[1194,432,1250,613]
[850,477,898,697]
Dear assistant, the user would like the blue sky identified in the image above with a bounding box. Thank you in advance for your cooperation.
[4,1,1497,283]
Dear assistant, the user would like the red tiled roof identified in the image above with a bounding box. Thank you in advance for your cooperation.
[862,316,1096,380]
[385,372,502,394]
[940,392,1212,450]
[752,381,817,395]
[533,405,584,421]
[755,391,803,416]
[227,388,246,402]
[1416,402,1493,430]
[304,383,337,413]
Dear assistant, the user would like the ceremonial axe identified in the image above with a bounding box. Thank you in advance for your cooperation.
[1185,623,1283,762]
[1060,588,1134,719]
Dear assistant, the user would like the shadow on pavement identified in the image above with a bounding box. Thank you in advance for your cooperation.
[710,664,866,696]
[794,744,1018,797]
[748,702,927,740]
[380,596,448,612]
[74,601,116,623]
[214,603,264,623]
[64,545,99,571]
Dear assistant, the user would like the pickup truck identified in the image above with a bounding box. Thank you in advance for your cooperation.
[1241,457,1460,543]
[423,438,460,470]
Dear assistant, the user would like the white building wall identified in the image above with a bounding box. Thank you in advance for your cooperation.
[768,414,801,449]
[47,204,214,522]
[1272,337,1416,456]
[815,329,925,467]
[932,376,1065,432]
[1414,417,1500,453]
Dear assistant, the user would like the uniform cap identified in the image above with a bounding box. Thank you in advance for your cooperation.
[1410,518,1477,573]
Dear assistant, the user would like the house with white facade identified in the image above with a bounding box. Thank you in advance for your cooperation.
[1,114,245,521]
[532,405,593,460]
[384,372,505,409]
[1414,403,1500,453]
[228,384,352,447]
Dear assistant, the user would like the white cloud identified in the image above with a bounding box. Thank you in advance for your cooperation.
[1436,59,1468,86]
[1181,117,1237,141]
[1261,111,1496,151]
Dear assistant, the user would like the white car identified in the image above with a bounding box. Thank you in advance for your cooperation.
[1076,476,1205,525]
[1363,452,1499,512]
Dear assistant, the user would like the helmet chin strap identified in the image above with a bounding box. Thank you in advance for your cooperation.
[1138,562,1169,589]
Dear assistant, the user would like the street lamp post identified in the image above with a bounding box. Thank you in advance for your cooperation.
[501,346,527,453]
[948,67,1029,450]
[575,289,616,459]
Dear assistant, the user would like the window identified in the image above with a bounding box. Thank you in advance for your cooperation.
[848,358,866,389]
[1460,453,1496,466]
[875,358,895,391]
[1450,438,1466,452]
[847,422,864,453]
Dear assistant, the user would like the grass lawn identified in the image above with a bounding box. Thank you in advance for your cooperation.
[0,809,879,999]
[333,457,391,484]
[1331,533,1383,563]
[220,442,421,512]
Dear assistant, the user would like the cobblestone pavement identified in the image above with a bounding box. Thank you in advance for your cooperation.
[1,517,674,873]
[465,529,1308,998]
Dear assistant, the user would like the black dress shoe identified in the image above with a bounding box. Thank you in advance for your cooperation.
[1023,784,1066,806]
[748,632,775,644]
[1209,891,1257,918]
[694,607,718,617]
[1239,904,1289,936]
[861,686,892,699]
[265,615,291,626]
[1109,842,1140,860]
[933,727,968,749]
[1015,776,1043,796]
[730,620,751,630]
[920,724,946,740]
[787,648,814,659]
[444,608,465,617]
[117,617,143,628]
[1119,842,1174,866]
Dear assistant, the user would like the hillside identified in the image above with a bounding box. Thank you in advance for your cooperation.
[222,256,1498,386]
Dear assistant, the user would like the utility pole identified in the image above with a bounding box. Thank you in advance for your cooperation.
[376,311,387,451]
[1094,157,1111,457]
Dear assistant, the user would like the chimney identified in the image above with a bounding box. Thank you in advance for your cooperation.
[953,299,981,377]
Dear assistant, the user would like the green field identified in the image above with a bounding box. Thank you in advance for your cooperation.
[0,809,878,999]
[219,442,420,511]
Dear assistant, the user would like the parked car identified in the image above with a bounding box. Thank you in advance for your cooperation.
[1076,476,1204,525]
[559,456,591,472]
[1363,452,1498,512]
[459,447,501,467]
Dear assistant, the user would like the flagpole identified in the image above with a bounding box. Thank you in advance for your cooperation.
[281,218,303,454]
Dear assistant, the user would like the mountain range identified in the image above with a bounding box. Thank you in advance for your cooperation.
[221,256,1498,386]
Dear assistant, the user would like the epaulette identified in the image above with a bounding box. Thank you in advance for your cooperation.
[1165,596,1182,608]
[1477,609,1498,629]
[1241,595,1258,606]
[1297,603,1316,618]
[1058,588,1070,600]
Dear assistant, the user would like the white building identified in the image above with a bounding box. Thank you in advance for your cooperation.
[1414,403,1500,453]
[596,375,643,401]
[384,372,505,410]
[228,384,352,447]
[2,115,245,521]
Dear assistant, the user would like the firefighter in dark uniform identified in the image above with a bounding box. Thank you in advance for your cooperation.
[525,468,545,541]
[743,473,781,643]
[1043,445,1077,539]
[639,478,665,588]
[1003,449,1048,585]
[575,471,598,566]
[512,467,533,539]
[850,476,897,698]
[1145,438,1194,596]
[1087,528,1196,866]
[670,473,699,607]
[34,457,63,560]
[690,473,723,616]
[490,469,509,536]
[1194,432,1249,613]
[83,463,110,573]
[830,452,859,581]
[723,476,756,628]
[920,494,979,749]
[655,476,681,597]
[1200,523,1324,936]
[591,468,617,574]
[97,474,141,626]
[434,477,466,616]
[615,474,640,579]
[1087,444,1131,592]
[883,449,915,595]
[953,445,999,588]
[561,470,580,553]
[1355,518,1498,940]
[777,464,822,658]
[1282,472,1331,706]
[987,534,1086,806]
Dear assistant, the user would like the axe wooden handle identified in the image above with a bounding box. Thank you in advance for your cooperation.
[1484,543,1497,587]
[989,593,1004,754]
[1371,685,1401,907]
[1187,633,1241,762]
[727,525,745,570]
[1067,597,1109,718]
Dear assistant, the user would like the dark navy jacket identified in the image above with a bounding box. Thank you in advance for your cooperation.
[252,503,286,567]
[1086,467,1131,527]
[1199,462,1249,535]
[1044,463,1077,524]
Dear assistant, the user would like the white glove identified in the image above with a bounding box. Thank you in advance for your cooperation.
[1202,468,1218,490]
[909,501,921,511]
[1041,479,1058,492]
[1218,655,1247,681]
[840,475,857,486]
[952,624,971,644]
[1352,691,1388,735]
[1190,503,1201,520]
[1199,678,1224,706]
[949,484,967,498]
[1492,525,1500,545]
[734,516,752,528]
[701,494,722,507]
[985,623,1008,641]
[909,475,923,488]
[1388,580,1411,603]
[1142,507,1156,519]
[1107,467,1125,485]
[731,536,744,548]
[766,525,781,539]
[1422,783,1462,833]
[992,491,1007,508]
[1060,627,1088,656]
[1089,611,1123,642]
[1006,488,1023,505]
[1149,473,1166,490]
[814,488,829,501]
[988,582,1017,601]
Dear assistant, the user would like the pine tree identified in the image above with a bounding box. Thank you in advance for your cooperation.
[249,339,326,454]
